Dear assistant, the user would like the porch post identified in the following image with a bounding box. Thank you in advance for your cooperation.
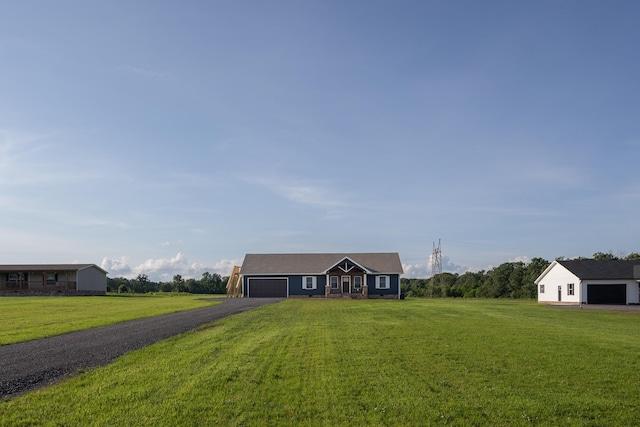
[363,273,368,298]
[325,274,330,297]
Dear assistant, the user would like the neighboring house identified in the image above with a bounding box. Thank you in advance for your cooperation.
[0,264,108,296]
[535,260,640,305]
[240,253,404,299]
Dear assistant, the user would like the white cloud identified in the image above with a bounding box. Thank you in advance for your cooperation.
[244,174,347,209]
[0,129,53,186]
[402,263,429,278]
[78,218,129,229]
[403,255,470,278]
[101,256,133,276]
[509,255,531,264]
[0,129,100,191]
[101,253,241,282]
[116,64,173,79]
[211,258,242,274]
[281,184,344,208]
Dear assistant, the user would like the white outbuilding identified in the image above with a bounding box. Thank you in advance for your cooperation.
[535,260,640,305]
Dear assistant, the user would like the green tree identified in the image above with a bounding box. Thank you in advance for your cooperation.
[172,274,187,293]
[107,277,131,293]
[454,271,484,298]
[523,258,551,298]
[200,272,225,294]
[478,262,514,298]
[131,274,150,293]
[186,278,203,294]
[593,251,618,261]
[507,262,526,298]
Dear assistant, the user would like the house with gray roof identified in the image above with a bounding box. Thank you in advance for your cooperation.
[0,264,108,296]
[535,260,640,305]
[240,253,404,299]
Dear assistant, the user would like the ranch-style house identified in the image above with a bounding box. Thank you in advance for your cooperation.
[0,264,108,296]
[535,259,640,305]
[239,253,403,299]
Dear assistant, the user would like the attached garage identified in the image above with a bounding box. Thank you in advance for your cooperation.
[587,284,627,305]
[247,278,288,297]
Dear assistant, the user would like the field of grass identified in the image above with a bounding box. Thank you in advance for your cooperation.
[0,294,219,345]
[1,299,640,426]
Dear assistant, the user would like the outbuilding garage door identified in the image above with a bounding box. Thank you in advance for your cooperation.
[248,278,287,297]
[587,284,626,305]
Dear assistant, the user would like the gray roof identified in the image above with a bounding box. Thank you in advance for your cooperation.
[240,253,403,275]
[0,264,107,274]
[558,260,640,280]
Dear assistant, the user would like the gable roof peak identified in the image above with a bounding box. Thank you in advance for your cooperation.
[241,252,403,275]
[324,256,371,274]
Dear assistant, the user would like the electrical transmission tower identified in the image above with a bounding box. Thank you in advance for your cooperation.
[429,239,442,298]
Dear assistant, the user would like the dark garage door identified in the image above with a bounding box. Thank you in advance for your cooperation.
[587,284,626,305]
[248,278,287,297]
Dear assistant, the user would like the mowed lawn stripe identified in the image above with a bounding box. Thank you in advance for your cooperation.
[0,295,220,345]
[1,299,639,426]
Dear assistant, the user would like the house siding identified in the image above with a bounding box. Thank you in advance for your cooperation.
[367,274,400,297]
[77,266,108,292]
[537,264,581,304]
[288,275,326,296]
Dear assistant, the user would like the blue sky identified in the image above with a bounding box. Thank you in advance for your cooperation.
[1,1,639,281]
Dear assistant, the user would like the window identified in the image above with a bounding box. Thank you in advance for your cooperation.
[8,274,17,283]
[540,284,545,294]
[330,276,339,289]
[354,276,362,290]
[46,273,56,285]
[567,283,574,296]
[302,276,317,290]
[375,275,390,289]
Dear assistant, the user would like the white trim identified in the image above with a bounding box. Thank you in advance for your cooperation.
[341,275,351,293]
[534,260,558,284]
[375,275,390,289]
[323,257,373,274]
[302,276,317,290]
[329,275,339,289]
[353,276,362,290]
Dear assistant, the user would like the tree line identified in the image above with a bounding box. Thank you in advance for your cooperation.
[107,251,640,297]
[401,251,640,299]
[107,272,227,294]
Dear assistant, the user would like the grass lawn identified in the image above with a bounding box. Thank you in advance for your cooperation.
[1,299,640,426]
[0,294,220,345]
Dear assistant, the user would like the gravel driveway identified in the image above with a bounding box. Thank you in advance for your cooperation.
[0,297,282,399]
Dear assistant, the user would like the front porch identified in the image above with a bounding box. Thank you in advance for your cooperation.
[1,271,78,292]
[324,260,369,299]
[325,284,368,299]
